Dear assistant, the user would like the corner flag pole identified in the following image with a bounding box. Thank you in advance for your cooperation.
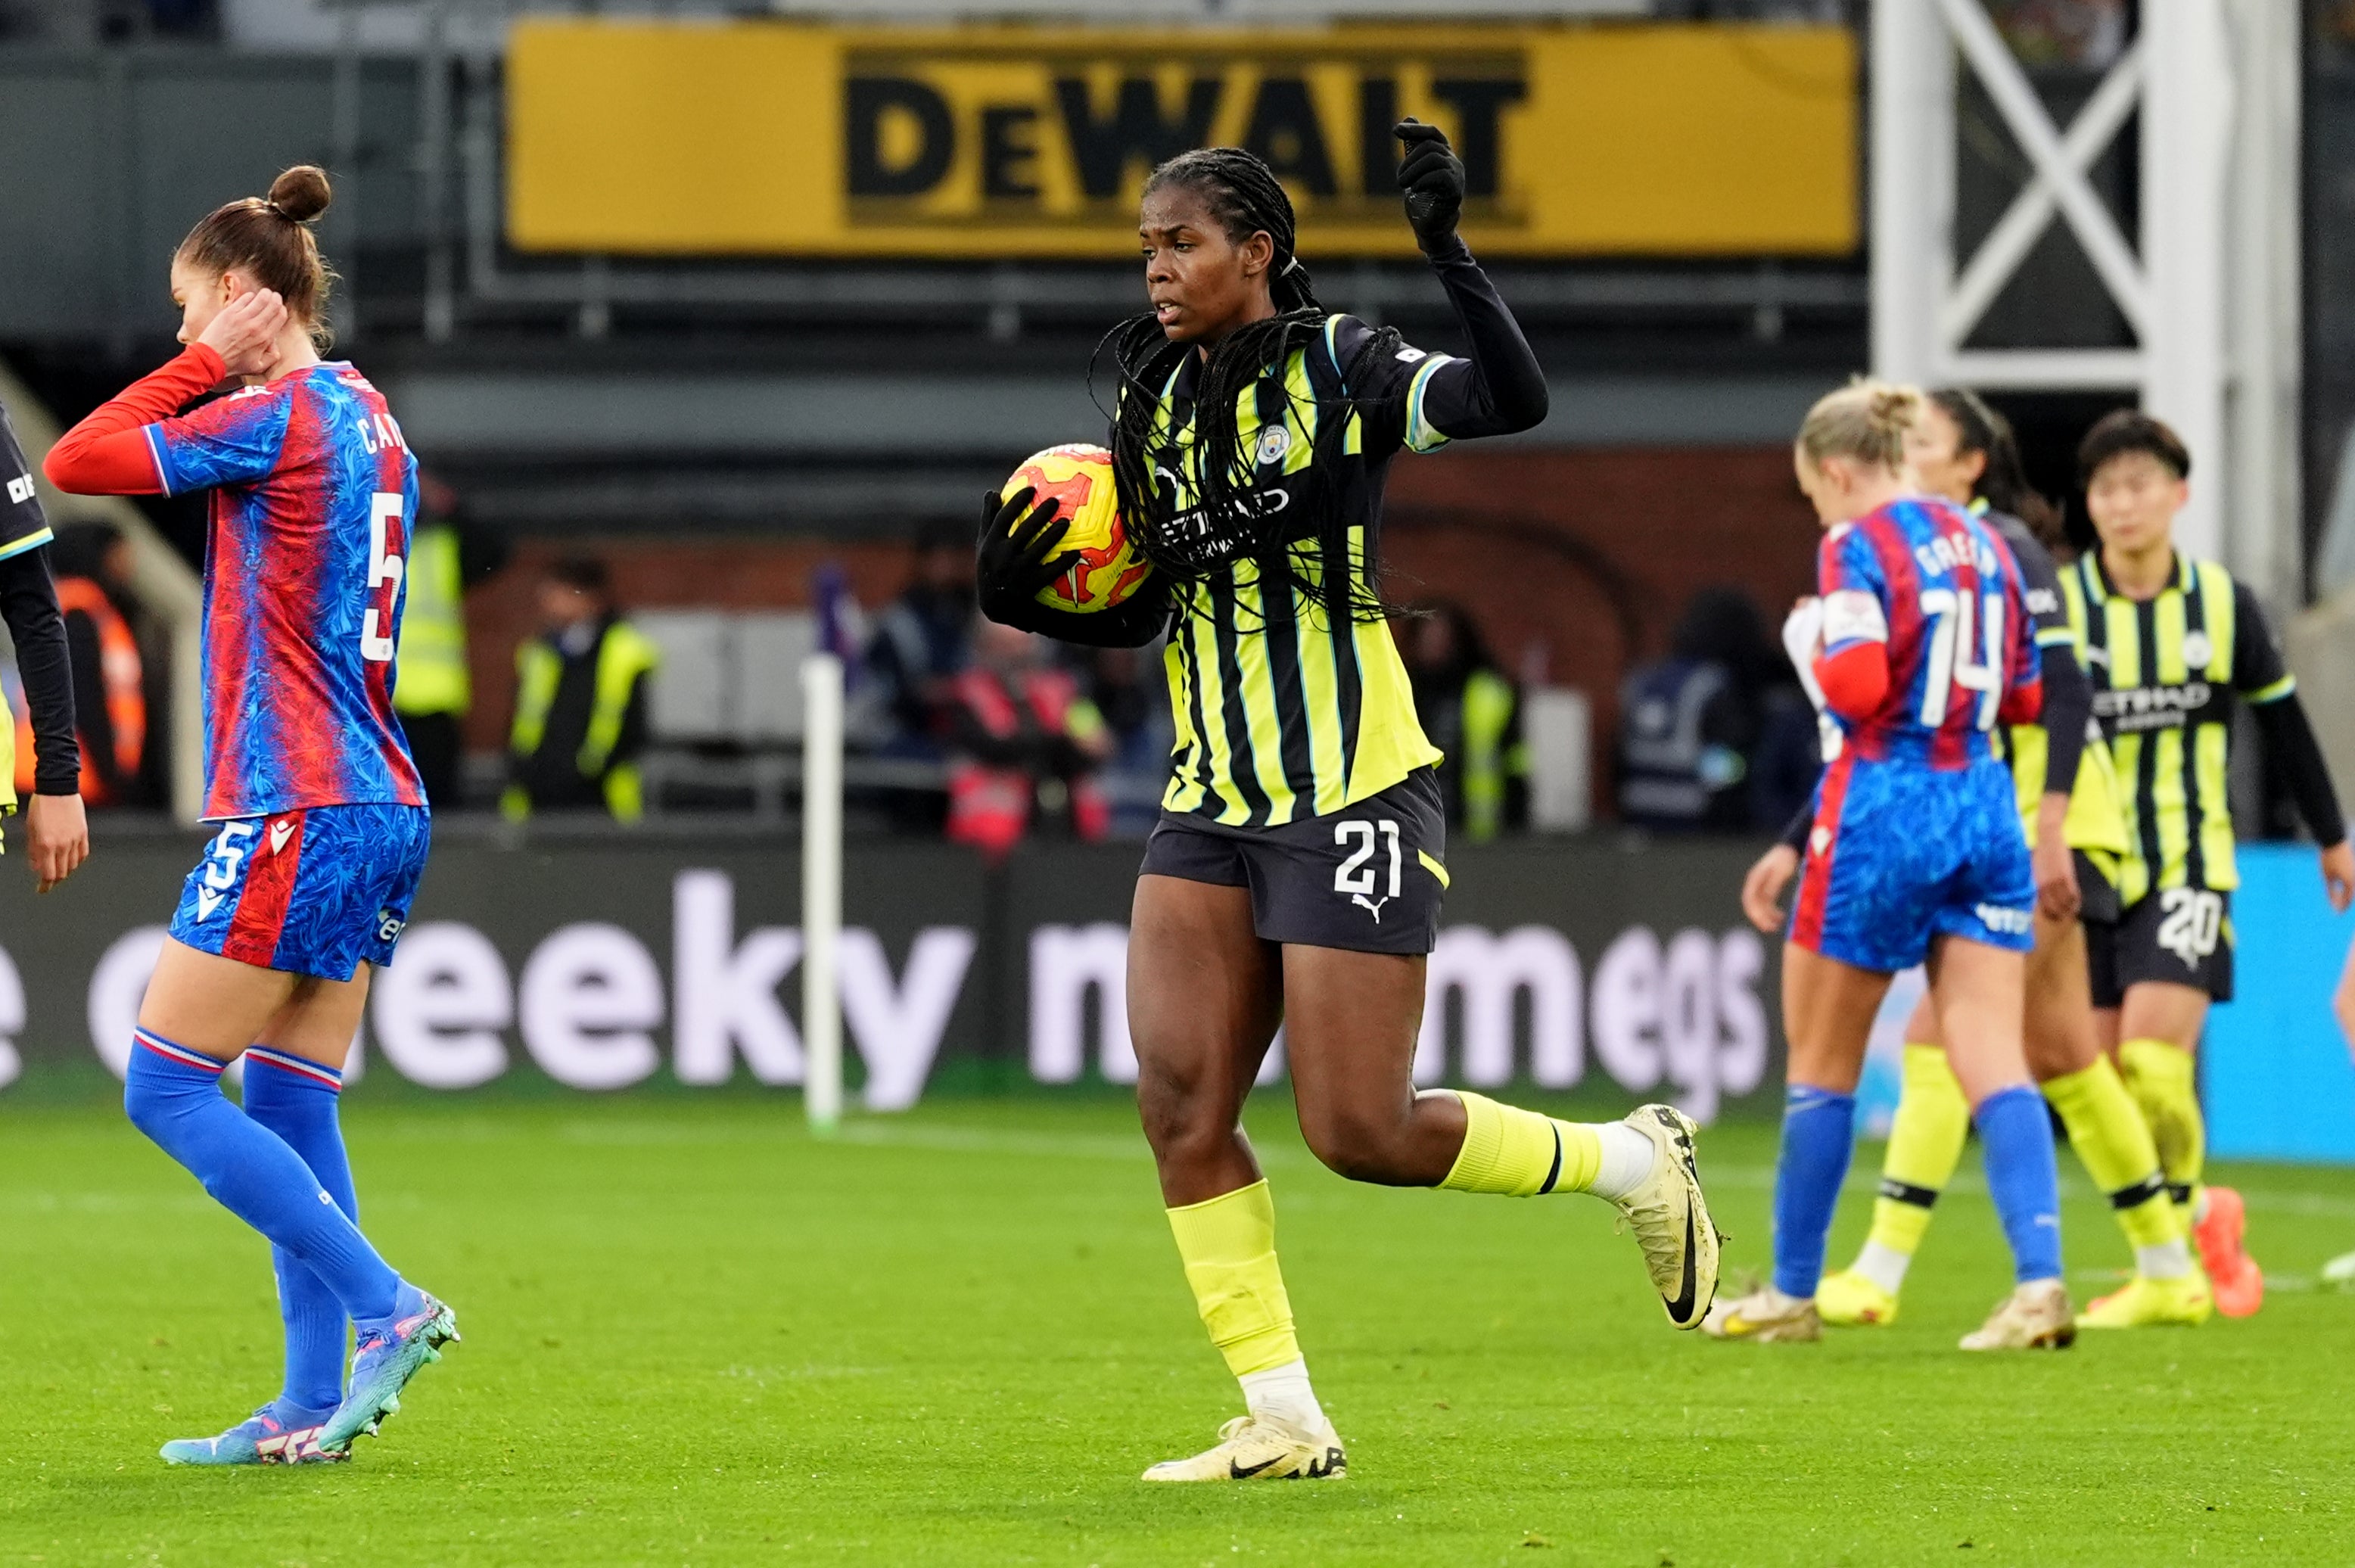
[801,652,845,1136]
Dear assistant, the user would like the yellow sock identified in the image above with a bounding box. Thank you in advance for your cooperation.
[2118,1038,2204,1215]
[2043,1058,2182,1253]
[1165,1181,1300,1378]
[1439,1091,1604,1197]
[1864,1044,1971,1258]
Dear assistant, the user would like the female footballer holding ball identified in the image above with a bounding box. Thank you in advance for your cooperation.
[977,123,1722,1482]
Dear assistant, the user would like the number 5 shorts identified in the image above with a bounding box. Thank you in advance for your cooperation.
[1139,767,1448,956]
[170,804,433,982]
[2087,885,2235,1006]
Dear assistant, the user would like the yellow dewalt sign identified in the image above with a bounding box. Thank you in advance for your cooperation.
[507,22,1855,259]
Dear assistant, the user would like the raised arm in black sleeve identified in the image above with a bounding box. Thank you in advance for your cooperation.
[0,549,79,795]
[1412,237,1549,441]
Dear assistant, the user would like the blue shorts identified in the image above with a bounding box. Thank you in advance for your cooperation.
[169,804,431,982]
[1788,755,2033,974]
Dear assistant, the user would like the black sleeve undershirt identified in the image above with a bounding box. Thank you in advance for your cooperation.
[1414,236,1550,441]
[0,549,79,795]
[1779,795,1812,854]
[985,580,1172,649]
[64,611,121,798]
[2251,691,2347,848]
[2036,639,2091,802]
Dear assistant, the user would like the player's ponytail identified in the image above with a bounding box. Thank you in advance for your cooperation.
[1798,378,1920,474]
[176,164,339,349]
[1103,146,1400,627]
[1927,386,2065,549]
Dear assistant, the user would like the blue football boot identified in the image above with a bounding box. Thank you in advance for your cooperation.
[160,1399,344,1465]
[319,1285,459,1451]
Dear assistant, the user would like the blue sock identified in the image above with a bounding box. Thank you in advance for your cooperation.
[1772,1085,1856,1299]
[124,1031,401,1324]
[1974,1084,2065,1283]
[241,1049,358,1413]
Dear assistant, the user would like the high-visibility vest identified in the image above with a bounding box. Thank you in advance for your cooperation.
[1457,667,1525,844]
[944,666,1109,857]
[503,619,660,823]
[15,577,144,805]
[394,522,471,718]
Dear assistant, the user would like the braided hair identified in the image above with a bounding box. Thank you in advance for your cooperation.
[1100,147,1401,625]
[1927,387,2066,550]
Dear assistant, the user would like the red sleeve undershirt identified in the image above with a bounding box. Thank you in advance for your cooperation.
[43,344,228,496]
[1999,672,2044,726]
[1812,642,1888,722]
[1815,641,2045,726]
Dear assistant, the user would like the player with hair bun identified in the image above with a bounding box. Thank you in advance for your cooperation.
[1710,380,2076,1352]
[46,165,456,1465]
[978,123,1722,1484]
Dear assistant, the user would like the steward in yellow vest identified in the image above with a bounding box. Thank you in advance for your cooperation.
[394,481,509,807]
[502,555,659,823]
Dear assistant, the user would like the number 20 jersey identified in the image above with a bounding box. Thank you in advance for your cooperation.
[1815,496,2039,769]
[146,363,425,820]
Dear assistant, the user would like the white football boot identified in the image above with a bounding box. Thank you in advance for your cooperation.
[1140,1414,1347,1482]
[1613,1104,1723,1329]
[1700,1283,1823,1342]
[1959,1279,2077,1350]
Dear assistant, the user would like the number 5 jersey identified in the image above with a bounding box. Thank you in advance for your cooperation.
[46,344,425,820]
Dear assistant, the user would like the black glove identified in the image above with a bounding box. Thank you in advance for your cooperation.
[975,486,1076,622]
[1395,119,1464,250]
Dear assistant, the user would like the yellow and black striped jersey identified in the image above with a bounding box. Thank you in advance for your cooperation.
[1143,315,1460,827]
[1978,506,2129,868]
[2072,551,2297,901]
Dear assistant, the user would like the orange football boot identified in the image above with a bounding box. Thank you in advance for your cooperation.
[2192,1185,2263,1318]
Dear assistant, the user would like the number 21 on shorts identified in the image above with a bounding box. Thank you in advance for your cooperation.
[1334,820,1401,919]
[361,490,406,663]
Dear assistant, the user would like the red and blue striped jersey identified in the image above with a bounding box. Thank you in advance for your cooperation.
[146,363,425,820]
[1815,495,2039,769]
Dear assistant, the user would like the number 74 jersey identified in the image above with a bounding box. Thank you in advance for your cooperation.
[1815,495,2042,770]
[146,362,425,820]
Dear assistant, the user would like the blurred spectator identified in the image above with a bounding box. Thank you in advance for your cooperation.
[944,618,1112,859]
[1404,602,1527,842]
[1617,586,1784,832]
[17,522,145,807]
[1989,0,2126,67]
[864,518,976,754]
[1084,640,1175,837]
[502,555,660,823]
[395,473,509,810]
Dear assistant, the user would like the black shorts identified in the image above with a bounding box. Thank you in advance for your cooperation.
[2073,848,2122,927]
[1139,769,1448,955]
[2087,885,2234,1008]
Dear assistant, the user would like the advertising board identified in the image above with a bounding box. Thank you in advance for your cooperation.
[0,832,1783,1122]
[506,22,1856,259]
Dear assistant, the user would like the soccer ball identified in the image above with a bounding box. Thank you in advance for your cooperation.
[1006,443,1152,613]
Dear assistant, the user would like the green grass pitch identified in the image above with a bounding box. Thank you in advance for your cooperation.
[2,1087,2351,1566]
